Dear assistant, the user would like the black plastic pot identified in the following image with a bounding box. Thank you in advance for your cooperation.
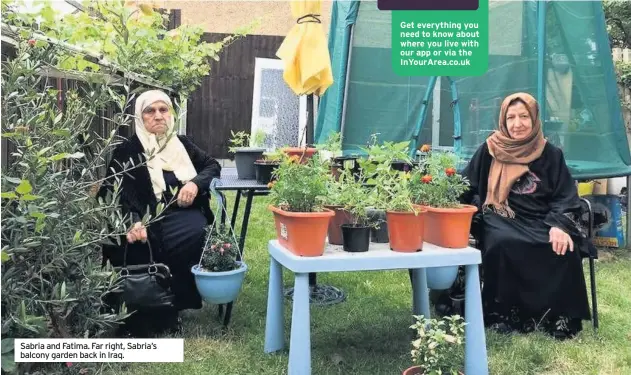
[254,161,279,184]
[367,209,389,243]
[341,224,370,252]
[391,159,419,172]
[234,147,266,179]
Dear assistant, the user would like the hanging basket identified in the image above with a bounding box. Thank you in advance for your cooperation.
[191,197,248,305]
[191,262,248,304]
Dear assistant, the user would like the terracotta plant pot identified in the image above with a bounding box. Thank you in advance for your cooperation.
[402,366,463,375]
[386,206,427,252]
[282,147,318,163]
[423,205,478,248]
[324,205,352,245]
[269,205,335,256]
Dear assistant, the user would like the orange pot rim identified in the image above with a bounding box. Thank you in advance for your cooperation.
[386,206,428,215]
[423,204,478,213]
[269,205,335,217]
[282,147,318,152]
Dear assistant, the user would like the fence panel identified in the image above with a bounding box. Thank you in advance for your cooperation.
[186,33,285,159]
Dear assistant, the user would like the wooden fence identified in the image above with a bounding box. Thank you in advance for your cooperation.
[185,33,285,159]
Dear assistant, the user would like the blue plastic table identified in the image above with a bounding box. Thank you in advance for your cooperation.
[264,240,489,375]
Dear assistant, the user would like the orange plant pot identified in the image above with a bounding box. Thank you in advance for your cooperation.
[386,206,427,252]
[282,147,318,163]
[324,205,352,245]
[423,204,478,248]
[269,205,335,256]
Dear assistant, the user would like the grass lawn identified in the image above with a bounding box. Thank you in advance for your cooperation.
[109,193,631,375]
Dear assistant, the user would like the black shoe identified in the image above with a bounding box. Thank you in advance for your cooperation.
[547,316,579,341]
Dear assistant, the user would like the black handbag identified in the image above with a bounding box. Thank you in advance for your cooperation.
[114,239,175,311]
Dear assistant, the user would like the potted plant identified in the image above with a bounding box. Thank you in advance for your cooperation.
[229,130,266,179]
[403,315,466,375]
[315,131,343,163]
[254,149,282,185]
[268,155,335,257]
[337,168,376,252]
[360,139,427,253]
[191,227,248,305]
[322,170,352,246]
[411,149,477,249]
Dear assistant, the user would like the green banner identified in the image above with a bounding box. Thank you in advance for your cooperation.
[391,0,489,76]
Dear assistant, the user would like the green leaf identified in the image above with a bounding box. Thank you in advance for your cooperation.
[0,251,10,263]
[1,353,15,372]
[37,146,53,156]
[68,152,85,159]
[1,192,18,199]
[15,180,33,195]
[29,212,46,219]
[60,282,66,299]
[20,194,41,201]
[50,153,69,161]
[52,129,71,137]
[4,177,21,184]
[53,112,62,124]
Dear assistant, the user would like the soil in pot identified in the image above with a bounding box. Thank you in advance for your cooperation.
[367,208,389,243]
[423,205,477,248]
[254,160,279,184]
[341,224,370,252]
[234,147,265,179]
[324,205,352,245]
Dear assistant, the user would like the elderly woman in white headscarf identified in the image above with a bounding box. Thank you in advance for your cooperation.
[98,90,221,337]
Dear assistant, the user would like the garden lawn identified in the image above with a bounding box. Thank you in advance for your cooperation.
[108,193,631,375]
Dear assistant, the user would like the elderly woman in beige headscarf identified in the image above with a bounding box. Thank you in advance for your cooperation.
[98,90,221,337]
[457,92,593,340]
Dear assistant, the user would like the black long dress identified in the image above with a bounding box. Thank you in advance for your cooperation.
[461,141,592,338]
[97,134,221,337]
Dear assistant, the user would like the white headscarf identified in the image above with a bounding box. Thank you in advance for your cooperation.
[134,90,197,200]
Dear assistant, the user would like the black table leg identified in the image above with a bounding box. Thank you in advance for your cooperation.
[223,189,255,328]
[230,190,241,229]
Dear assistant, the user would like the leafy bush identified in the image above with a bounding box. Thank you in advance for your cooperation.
[2,0,257,96]
[409,315,466,375]
[411,150,470,208]
[268,154,330,212]
[0,32,152,374]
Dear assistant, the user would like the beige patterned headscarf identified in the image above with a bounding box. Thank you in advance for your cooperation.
[134,90,197,199]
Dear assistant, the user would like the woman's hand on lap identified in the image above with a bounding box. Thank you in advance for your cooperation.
[549,226,573,255]
[127,222,147,243]
[177,182,198,207]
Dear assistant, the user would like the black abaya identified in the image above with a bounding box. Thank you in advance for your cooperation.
[462,141,592,337]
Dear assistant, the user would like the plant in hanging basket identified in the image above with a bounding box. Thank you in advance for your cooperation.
[191,226,247,304]
[403,315,466,375]
[268,155,334,256]
[411,150,477,249]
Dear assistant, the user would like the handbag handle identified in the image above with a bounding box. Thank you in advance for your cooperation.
[122,236,155,269]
